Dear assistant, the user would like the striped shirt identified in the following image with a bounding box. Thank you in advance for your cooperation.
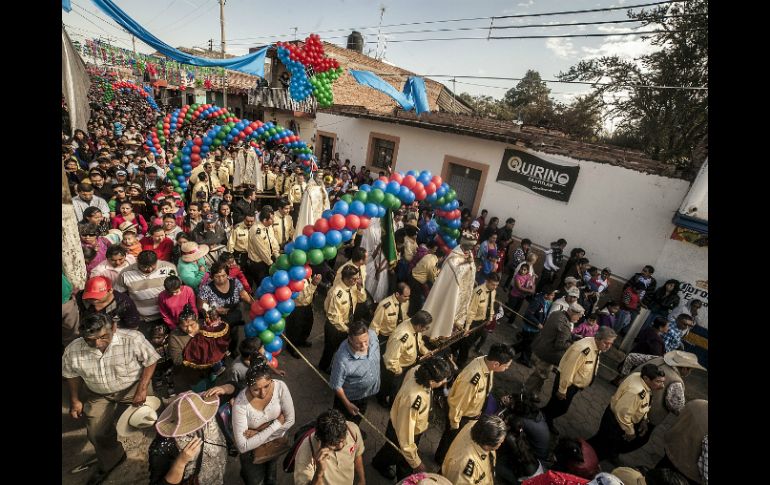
[62,328,160,394]
[113,261,177,321]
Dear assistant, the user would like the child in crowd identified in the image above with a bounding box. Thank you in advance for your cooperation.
[120,225,142,257]
[572,313,600,339]
[149,322,174,397]
[178,303,230,384]
[158,275,197,330]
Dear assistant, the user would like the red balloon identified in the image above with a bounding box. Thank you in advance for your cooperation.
[358,216,370,230]
[314,218,330,233]
[268,357,279,369]
[304,265,313,279]
[244,127,254,135]
[191,145,200,153]
[191,160,200,168]
[302,225,315,237]
[432,175,443,187]
[191,154,201,162]
[272,348,282,356]
[259,293,277,310]
[378,176,389,183]
[250,301,265,316]
[425,182,437,194]
[345,214,360,230]
[275,286,292,302]
[415,190,426,201]
[389,172,403,184]
[402,175,416,189]
[289,279,305,293]
[163,123,170,129]
[413,182,424,193]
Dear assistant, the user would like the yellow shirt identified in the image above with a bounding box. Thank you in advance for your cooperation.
[403,237,417,262]
[226,222,251,253]
[447,356,493,429]
[261,170,276,191]
[191,181,209,203]
[333,261,367,302]
[370,294,409,337]
[294,279,318,307]
[288,181,307,204]
[324,282,364,332]
[557,337,601,394]
[272,213,295,246]
[442,420,495,485]
[390,366,432,468]
[611,372,652,436]
[383,320,426,374]
[412,253,439,284]
[274,173,286,195]
[465,284,497,327]
[293,421,364,485]
[246,222,278,265]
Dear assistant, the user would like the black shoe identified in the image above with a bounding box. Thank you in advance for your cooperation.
[298,341,312,348]
[86,452,127,485]
[287,348,300,358]
[373,462,396,480]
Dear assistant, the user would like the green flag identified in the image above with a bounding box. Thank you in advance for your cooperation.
[383,208,398,269]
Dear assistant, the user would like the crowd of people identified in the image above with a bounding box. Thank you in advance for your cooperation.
[62,79,707,485]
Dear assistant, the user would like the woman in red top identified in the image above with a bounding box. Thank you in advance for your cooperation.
[140,225,174,261]
[616,281,645,336]
[112,200,149,236]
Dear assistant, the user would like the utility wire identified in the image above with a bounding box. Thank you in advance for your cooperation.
[366,29,701,43]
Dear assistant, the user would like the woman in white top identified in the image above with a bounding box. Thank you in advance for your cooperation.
[232,356,296,485]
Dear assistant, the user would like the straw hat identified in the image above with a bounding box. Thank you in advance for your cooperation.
[118,221,139,234]
[180,242,209,263]
[155,391,219,438]
[116,396,162,437]
[663,350,706,371]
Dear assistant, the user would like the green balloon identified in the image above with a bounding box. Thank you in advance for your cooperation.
[322,245,337,261]
[390,197,402,210]
[275,254,290,270]
[368,188,385,204]
[174,187,184,194]
[269,264,277,276]
[341,194,353,204]
[171,179,180,187]
[436,196,446,206]
[289,249,307,266]
[173,166,183,175]
[190,104,199,110]
[185,113,192,120]
[212,139,222,146]
[450,228,461,238]
[383,193,397,209]
[228,122,235,128]
[444,192,455,203]
[308,248,324,265]
[269,319,286,334]
[259,329,275,344]
[354,191,368,203]
[217,131,227,139]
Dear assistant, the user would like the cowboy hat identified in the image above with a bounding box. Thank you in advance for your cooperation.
[155,391,219,438]
[118,221,139,234]
[663,350,706,371]
[116,396,161,437]
[180,241,210,263]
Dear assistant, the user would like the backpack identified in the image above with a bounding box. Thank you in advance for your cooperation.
[282,421,316,474]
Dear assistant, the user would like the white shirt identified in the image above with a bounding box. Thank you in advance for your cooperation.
[231,380,295,453]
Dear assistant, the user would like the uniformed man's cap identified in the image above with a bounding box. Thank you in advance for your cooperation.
[566,287,581,297]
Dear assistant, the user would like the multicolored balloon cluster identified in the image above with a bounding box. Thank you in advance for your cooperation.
[111,81,159,111]
[275,34,344,108]
[243,169,460,364]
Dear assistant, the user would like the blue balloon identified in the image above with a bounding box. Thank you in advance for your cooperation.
[449,200,459,210]
[176,175,186,183]
[309,232,327,249]
[372,180,387,191]
[289,265,306,281]
[377,206,386,218]
[436,186,447,197]
[441,203,453,212]
[291,291,300,299]
[264,351,273,361]
[277,299,295,314]
[294,235,309,252]
[252,316,268,333]
[407,170,419,177]
[447,239,458,249]
[182,155,190,163]
[182,146,191,154]
[398,186,412,200]
[322,210,334,220]
[284,242,295,254]
[349,200,365,216]
[333,201,349,215]
[365,202,379,217]
[265,336,283,353]
[182,164,192,171]
[260,278,276,294]
[386,181,401,195]
[325,230,342,247]
[255,286,266,297]
[418,174,431,186]
[426,192,438,203]
[359,184,372,192]
[264,308,282,325]
[340,229,354,242]
[448,218,461,229]
[403,191,416,204]
[272,270,290,288]
[420,170,432,179]
[244,323,259,338]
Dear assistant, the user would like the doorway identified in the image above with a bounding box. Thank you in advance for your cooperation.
[447,162,482,212]
[319,135,334,165]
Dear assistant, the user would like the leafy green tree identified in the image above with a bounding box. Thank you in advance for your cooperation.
[553,93,604,141]
[503,70,555,126]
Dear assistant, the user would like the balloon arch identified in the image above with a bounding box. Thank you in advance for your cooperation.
[111,91,462,367]
[111,81,160,111]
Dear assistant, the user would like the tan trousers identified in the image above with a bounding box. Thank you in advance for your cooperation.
[84,380,154,471]
[523,354,554,395]
[62,298,80,347]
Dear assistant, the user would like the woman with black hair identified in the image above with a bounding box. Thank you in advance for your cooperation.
[495,415,543,484]
[232,355,295,485]
[499,390,551,463]
[80,206,111,236]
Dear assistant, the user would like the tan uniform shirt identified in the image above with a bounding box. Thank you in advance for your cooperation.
[383,320,426,374]
[226,222,251,253]
[333,261,367,302]
[288,181,307,205]
[247,222,279,265]
[412,253,439,284]
[293,421,364,485]
[272,213,295,247]
[274,173,287,195]
[403,237,417,262]
[370,294,409,337]
[465,284,497,327]
[442,420,495,485]
[192,181,209,203]
[557,337,601,394]
[391,366,432,468]
[447,356,493,429]
[215,166,230,189]
[611,372,652,436]
[261,170,276,191]
[294,279,318,307]
[324,282,364,332]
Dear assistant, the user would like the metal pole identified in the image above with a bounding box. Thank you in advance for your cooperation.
[220,0,227,109]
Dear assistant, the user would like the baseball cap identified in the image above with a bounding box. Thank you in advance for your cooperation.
[568,302,585,314]
[83,276,112,300]
[116,170,128,177]
[203,213,219,224]
[564,276,579,285]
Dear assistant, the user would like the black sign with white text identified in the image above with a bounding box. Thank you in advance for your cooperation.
[496,148,579,202]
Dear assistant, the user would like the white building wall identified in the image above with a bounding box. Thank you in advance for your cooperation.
[653,237,709,329]
[315,112,696,281]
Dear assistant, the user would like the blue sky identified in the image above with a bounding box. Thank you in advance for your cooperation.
[63,0,661,107]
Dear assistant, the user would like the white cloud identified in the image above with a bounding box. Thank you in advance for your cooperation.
[516,0,534,7]
[580,26,663,63]
[545,38,577,59]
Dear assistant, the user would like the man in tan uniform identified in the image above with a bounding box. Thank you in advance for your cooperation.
[288,172,307,220]
[588,363,666,463]
[260,164,276,193]
[371,357,453,480]
[378,309,431,407]
[435,344,514,465]
[542,326,617,430]
[370,283,411,346]
[293,409,365,485]
[226,213,254,269]
[272,198,295,249]
[246,208,278,288]
[333,247,369,320]
[318,265,365,373]
[442,414,507,485]
[285,274,322,357]
[274,167,292,196]
[457,272,501,367]
[407,240,442,316]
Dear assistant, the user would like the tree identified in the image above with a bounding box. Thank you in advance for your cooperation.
[458,92,513,119]
[553,94,604,141]
[558,0,708,169]
[503,70,555,126]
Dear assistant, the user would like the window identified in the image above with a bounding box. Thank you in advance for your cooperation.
[371,137,395,170]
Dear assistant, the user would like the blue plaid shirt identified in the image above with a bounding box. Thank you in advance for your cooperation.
[329,329,381,401]
[662,322,689,353]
